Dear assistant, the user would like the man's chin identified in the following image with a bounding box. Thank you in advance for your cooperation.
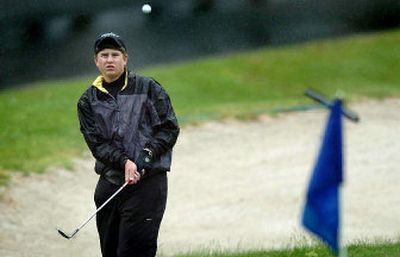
[103,71,122,82]
[104,70,117,76]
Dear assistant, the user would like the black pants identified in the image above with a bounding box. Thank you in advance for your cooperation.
[94,172,167,257]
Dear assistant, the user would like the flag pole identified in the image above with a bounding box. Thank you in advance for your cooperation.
[338,184,347,257]
[338,92,347,257]
[338,94,347,257]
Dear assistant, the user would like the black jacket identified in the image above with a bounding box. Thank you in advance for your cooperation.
[77,71,179,184]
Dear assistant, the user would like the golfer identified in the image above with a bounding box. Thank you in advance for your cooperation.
[77,32,180,257]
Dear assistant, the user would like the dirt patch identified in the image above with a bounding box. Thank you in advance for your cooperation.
[1,99,399,257]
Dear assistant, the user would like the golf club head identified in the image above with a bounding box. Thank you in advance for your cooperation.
[57,228,78,240]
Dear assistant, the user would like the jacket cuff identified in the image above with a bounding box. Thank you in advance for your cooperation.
[120,155,129,170]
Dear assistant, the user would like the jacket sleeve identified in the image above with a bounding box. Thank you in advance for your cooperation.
[145,81,180,158]
[77,92,129,170]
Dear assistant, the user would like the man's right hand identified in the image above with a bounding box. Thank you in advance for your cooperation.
[124,159,141,185]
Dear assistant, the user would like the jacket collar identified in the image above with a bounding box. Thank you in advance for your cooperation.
[92,70,129,93]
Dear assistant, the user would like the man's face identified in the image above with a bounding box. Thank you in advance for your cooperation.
[94,48,128,82]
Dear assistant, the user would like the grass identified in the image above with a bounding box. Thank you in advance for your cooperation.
[170,240,400,257]
[0,78,88,183]
[152,29,400,118]
[1,29,400,183]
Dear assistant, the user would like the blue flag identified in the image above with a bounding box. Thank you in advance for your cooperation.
[302,99,343,254]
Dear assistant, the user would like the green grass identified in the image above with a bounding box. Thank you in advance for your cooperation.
[0,78,88,183]
[1,29,400,183]
[171,240,400,257]
[152,29,400,118]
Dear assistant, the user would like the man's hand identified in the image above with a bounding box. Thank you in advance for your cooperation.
[124,159,141,185]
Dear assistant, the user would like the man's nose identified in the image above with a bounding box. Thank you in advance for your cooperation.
[106,55,114,62]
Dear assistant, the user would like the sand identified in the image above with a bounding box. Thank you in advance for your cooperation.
[1,99,399,257]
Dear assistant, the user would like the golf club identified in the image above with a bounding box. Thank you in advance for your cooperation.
[304,88,360,122]
[57,181,129,239]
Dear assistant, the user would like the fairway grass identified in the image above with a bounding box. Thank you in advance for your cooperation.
[170,240,400,257]
[1,29,400,183]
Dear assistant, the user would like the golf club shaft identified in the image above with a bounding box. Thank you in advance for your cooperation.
[76,181,128,231]
[57,181,129,239]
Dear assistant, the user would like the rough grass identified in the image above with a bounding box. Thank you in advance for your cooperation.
[1,29,400,183]
[171,239,400,257]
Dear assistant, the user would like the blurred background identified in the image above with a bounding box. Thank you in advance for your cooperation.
[1,0,399,88]
[1,2,400,256]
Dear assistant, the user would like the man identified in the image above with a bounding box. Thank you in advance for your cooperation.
[77,32,180,257]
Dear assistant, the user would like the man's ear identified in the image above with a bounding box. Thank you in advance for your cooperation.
[94,54,101,68]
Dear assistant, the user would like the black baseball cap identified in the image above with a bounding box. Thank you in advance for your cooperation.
[94,32,127,54]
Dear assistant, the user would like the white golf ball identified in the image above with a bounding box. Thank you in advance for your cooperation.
[142,4,152,14]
